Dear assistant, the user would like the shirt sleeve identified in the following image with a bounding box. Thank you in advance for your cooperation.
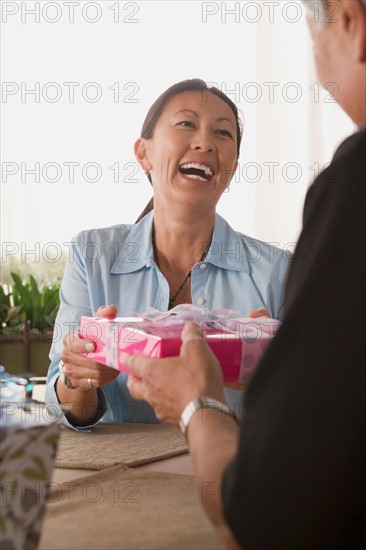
[45,234,108,431]
[247,239,292,321]
[45,364,108,432]
[268,248,290,321]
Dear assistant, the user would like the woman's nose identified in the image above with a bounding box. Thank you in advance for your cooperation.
[191,130,214,152]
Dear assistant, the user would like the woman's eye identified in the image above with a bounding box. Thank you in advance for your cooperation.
[176,120,195,128]
[216,129,234,138]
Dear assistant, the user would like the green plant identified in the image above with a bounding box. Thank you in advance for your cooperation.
[0,273,60,335]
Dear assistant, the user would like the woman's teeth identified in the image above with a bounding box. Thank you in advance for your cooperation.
[179,163,214,182]
[184,173,208,182]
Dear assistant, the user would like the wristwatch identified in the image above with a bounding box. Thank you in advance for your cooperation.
[179,397,238,437]
[58,360,78,390]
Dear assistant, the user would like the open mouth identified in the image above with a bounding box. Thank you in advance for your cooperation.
[179,163,214,183]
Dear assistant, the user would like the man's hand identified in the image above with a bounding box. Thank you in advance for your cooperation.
[127,322,240,549]
[126,322,225,425]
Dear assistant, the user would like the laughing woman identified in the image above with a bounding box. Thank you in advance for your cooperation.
[46,79,290,429]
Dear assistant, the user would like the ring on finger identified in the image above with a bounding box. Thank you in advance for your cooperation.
[87,377,94,390]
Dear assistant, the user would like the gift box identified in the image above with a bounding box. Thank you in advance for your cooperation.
[0,376,60,550]
[80,306,280,383]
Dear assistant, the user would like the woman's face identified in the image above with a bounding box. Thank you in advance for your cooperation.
[135,90,238,212]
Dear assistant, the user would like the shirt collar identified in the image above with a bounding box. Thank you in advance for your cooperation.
[207,213,250,272]
[110,211,155,274]
[110,211,250,275]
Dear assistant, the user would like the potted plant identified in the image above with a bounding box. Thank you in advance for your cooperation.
[0,256,65,376]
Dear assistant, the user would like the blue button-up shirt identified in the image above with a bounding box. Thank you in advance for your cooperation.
[46,212,291,429]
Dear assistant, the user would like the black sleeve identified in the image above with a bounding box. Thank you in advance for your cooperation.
[222,129,366,550]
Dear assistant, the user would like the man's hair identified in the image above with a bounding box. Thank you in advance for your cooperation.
[303,0,366,23]
[316,0,366,6]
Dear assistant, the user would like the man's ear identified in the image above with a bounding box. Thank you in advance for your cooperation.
[134,138,152,172]
[340,0,366,62]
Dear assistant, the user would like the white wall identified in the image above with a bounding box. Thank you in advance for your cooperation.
[1,1,354,268]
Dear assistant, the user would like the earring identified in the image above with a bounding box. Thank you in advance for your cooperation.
[145,170,150,176]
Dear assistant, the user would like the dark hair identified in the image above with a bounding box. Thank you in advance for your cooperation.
[135,79,243,223]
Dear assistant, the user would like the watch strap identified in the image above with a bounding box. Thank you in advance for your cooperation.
[179,397,238,437]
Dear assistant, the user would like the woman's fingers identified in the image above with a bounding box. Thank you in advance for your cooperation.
[62,359,119,387]
[63,330,95,354]
[61,359,97,380]
[94,304,117,318]
[62,305,117,355]
[248,307,271,318]
[61,322,121,389]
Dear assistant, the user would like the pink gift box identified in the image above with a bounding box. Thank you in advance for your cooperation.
[79,307,280,383]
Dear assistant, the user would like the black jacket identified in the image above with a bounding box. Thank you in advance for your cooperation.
[222,128,366,549]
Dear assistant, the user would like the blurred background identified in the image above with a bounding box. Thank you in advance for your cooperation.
[0,1,355,374]
[2,0,354,249]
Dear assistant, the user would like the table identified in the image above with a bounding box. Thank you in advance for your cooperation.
[52,452,194,484]
[39,424,219,549]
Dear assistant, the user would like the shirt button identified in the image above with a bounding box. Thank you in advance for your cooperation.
[196,298,204,305]
[199,263,207,270]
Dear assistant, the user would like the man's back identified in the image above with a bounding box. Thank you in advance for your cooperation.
[222,128,366,549]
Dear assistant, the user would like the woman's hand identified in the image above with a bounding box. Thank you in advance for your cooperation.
[61,304,119,390]
[248,307,270,318]
[126,322,225,425]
